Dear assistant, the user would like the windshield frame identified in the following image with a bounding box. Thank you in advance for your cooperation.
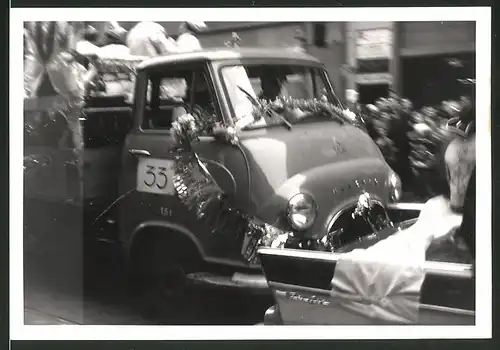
[217,59,344,130]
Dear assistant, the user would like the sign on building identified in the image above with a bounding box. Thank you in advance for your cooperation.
[356,28,393,59]
[356,73,393,85]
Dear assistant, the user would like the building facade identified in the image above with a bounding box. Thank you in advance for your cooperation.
[345,21,476,107]
[396,21,475,108]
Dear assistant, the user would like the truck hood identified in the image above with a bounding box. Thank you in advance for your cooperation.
[239,121,391,238]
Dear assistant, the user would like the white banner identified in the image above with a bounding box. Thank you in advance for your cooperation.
[356,28,393,59]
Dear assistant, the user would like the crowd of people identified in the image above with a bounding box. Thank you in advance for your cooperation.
[344,88,475,200]
[345,87,477,262]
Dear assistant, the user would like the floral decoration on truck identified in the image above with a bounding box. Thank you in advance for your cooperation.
[169,113,293,264]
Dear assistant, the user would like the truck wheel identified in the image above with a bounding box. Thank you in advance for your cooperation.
[130,233,201,319]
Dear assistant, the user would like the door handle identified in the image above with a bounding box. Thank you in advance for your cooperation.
[129,149,151,157]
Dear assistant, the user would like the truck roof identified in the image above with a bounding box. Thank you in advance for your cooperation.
[137,47,321,70]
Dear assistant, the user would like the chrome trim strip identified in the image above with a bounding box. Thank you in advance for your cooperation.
[387,202,425,211]
[231,272,269,289]
[128,149,151,157]
[419,303,475,317]
[269,281,333,296]
[269,282,475,317]
[259,248,473,279]
[423,261,474,279]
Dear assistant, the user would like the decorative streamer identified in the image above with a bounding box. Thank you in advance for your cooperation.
[168,113,293,264]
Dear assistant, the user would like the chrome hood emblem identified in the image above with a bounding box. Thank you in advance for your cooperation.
[332,178,379,195]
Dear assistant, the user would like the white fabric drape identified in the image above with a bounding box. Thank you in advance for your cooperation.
[330,196,463,324]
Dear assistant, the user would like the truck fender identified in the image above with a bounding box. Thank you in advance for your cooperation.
[127,221,206,261]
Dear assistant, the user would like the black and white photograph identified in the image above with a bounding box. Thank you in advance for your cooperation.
[10,6,491,341]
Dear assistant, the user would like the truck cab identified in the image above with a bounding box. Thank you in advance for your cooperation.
[115,48,403,295]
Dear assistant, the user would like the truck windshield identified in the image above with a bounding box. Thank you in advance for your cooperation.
[221,64,342,130]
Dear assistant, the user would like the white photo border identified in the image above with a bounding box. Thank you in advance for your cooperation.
[10,6,492,340]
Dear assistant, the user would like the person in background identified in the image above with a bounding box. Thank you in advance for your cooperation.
[176,21,207,52]
[425,114,475,263]
[127,22,178,57]
[25,21,95,98]
[98,22,130,58]
[384,90,411,192]
[225,32,241,48]
[24,21,99,202]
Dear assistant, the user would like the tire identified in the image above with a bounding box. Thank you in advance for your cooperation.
[129,232,201,320]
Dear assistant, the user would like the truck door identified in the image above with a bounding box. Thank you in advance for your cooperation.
[119,63,249,264]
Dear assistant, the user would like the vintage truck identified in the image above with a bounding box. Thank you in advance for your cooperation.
[24,48,410,312]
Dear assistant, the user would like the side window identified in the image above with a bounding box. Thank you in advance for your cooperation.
[142,66,219,133]
[146,78,188,105]
[159,78,188,101]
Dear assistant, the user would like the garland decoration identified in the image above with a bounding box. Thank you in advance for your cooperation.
[169,113,293,264]
[250,97,366,130]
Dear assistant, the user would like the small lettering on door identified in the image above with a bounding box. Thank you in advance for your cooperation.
[160,206,173,217]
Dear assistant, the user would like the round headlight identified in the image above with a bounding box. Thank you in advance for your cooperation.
[286,193,317,231]
[387,171,402,202]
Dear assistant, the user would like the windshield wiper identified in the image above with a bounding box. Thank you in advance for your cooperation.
[237,86,292,130]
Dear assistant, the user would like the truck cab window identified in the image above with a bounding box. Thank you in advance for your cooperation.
[142,68,219,134]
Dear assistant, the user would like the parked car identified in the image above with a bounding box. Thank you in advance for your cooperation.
[258,191,475,325]
[24,48,407,311]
